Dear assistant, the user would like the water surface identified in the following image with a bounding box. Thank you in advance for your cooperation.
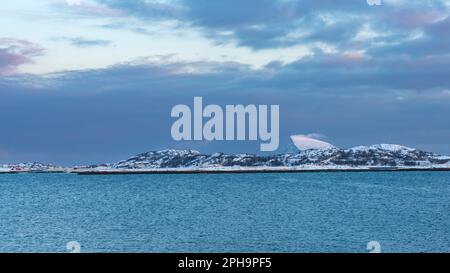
[0,172,448,252]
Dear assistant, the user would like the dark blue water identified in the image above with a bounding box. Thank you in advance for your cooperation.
[0,172,448,253]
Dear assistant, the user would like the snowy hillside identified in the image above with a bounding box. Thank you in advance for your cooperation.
[112,145,450,169]
[2,145,449,173]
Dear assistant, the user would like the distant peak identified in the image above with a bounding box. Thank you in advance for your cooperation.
[349,144,416,152]
[372,144,415,151]
[159,149,201,154]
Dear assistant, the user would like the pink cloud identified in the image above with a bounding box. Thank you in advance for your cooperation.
[290,135,336,151]
[0,38,45,76]
[316,52,368,67]
[337,52,366,64]
[383,9,445,29]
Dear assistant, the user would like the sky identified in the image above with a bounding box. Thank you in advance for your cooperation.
[1,0,450,165]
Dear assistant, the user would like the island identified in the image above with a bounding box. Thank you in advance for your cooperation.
[2,144,450,175]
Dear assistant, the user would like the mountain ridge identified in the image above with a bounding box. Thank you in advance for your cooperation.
[113,144,450,170]
[2,144,450,173]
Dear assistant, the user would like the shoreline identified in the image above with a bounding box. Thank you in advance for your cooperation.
[74,167,450,175]
[1,167,450,175]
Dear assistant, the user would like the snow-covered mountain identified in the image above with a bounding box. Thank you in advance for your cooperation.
[1,144,449,173]
[113,145,450,169]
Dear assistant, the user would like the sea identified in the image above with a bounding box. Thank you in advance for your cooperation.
[0,172,448,253]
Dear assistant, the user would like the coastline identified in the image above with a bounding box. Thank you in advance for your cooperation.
[73,167,450,175]
[2,166,450,175]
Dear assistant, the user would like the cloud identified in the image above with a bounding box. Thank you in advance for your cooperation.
[46,0,450,60]
[52,0,122,17]
[2,0,450,163]
[5,46,450,98]
[0,38,45,76]
[96,0,186,19]
[66,0,82,6]
[290,135,336,151]
[1,56,450,164]
[368,15,450,57]
[79,0,450,51]
[87,0,369,49]
[53,37,112,48]
[305,133,327,140]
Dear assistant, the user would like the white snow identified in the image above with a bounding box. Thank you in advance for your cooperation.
[371,144,415,152]
[349,144,415,153]
[2,145,450,174]
[0,167,12,173]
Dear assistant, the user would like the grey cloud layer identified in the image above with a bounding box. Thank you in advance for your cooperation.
[1,0,449,164]
[1,54,450,164]
[92,0,449,50]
